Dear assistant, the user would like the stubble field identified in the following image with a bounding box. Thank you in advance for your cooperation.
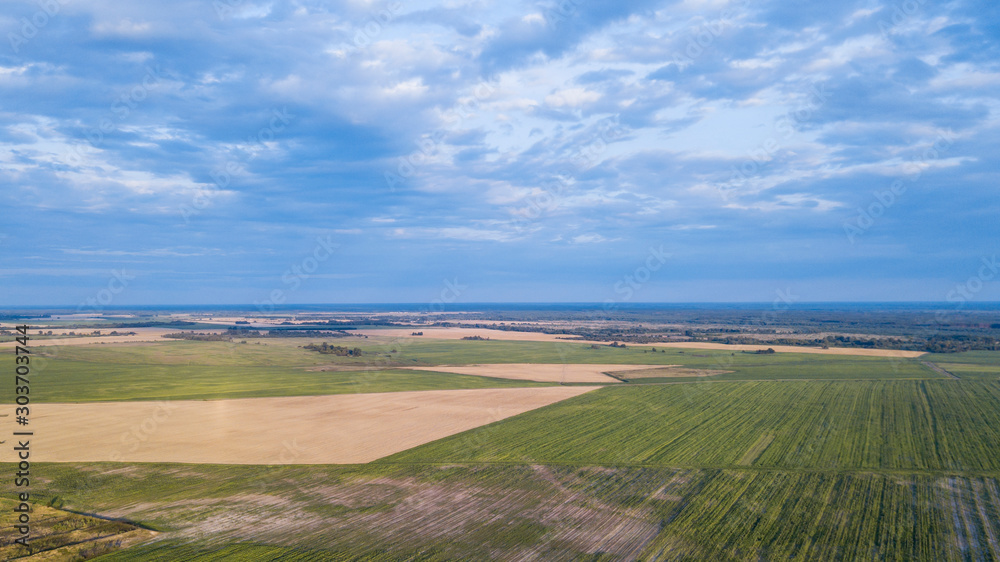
[10,386,597,464]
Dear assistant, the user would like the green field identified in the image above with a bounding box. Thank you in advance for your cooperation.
[3,340,561,402]
[373,338,940,381]
[6,462,998,561]
[927,351,1000,366]
[1,338,945,403]
[384,380,1000,471]
[939,363,1000,378]
[2,341,998,560]
[12,363,554,402]
[927,351,1000,380]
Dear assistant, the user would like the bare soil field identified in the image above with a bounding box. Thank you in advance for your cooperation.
[7,387,597,464]
[82,465,670,559]
[404,364,661,383]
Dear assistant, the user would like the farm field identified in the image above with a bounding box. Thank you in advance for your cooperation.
[356,327,929,358]
[0,498,155,560]
[7,0,1000,553]
[360,338,942,378]
[5,387,597,464]
[0,327,178,348]
[386,380,1000,471]
[10,463,1000,561]
[927,351,1000,380]
[0,330,998,559]
[0,340,562,403]
[0,362,556,403]
[938,363,1000,378]
[1,339,945,403]
[402,363,647,383]
[604,366,731,379]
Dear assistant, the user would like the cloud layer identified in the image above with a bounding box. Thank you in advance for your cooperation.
[1,0,998,305]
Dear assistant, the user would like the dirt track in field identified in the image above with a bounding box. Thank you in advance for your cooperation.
[9,387,598,464]
[404,364,664,383]
[604,366,731,379]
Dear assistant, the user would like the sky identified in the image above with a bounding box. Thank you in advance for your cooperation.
[1,0,998,307]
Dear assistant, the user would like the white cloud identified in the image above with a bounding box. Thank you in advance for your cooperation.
[571,233,609,244]
[91,19,152,36]
[727,193,843,213]
[669,224,717,230]
[382,78,429,97]
[807,35,889,71]
[391,227,517,242]
[545,87,602,108]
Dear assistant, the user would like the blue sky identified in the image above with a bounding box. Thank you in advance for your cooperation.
[1,0,998,306]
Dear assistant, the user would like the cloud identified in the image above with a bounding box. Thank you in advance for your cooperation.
[0,0,996,303]
[391,227,518,242]
[571,233,611,243]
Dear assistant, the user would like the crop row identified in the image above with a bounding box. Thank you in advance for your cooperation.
[643,470,1000,561]
[386,380,1000,471]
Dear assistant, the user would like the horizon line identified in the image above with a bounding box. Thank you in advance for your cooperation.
[4,301,1000,310]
